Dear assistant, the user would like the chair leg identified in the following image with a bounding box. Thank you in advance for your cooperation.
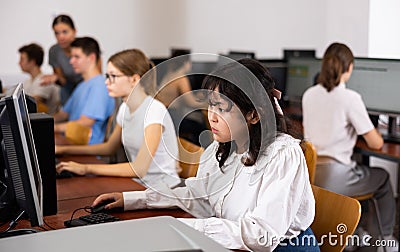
[371,197,387,252]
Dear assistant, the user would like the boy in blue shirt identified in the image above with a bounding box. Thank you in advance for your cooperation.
[53,37,115,144]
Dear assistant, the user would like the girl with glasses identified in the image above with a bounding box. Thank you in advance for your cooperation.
[56,49,180,188]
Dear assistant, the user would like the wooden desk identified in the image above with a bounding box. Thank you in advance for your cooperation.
[355,138,400,163]
[1,133,192,232]
[7,175,191,231]
[354,138,400,199]
[54,175,191,230]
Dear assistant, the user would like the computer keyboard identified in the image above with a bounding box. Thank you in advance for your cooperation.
[64,213,120,227]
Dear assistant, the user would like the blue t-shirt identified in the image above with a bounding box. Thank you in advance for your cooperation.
[63,75,115,144]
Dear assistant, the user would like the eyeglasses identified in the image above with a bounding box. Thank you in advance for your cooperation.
[105,73,127,83]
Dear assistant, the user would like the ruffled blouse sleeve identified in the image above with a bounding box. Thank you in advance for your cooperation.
[123,142,219,218]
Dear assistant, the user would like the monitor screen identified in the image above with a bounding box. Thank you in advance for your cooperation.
[227,51,255,60]
[346,58,400,115]
[0,83,43,227]
[189,61,217,90]
[259,60,287,97]
[284,57,321,103]
[283,49,316,60]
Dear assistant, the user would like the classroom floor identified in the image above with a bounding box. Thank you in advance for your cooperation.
[354,197,399,252]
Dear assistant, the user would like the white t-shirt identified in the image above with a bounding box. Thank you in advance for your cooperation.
[116,96,180,187]
[302,83,374,166]
[23,73,60,115]
[122,134,315,251]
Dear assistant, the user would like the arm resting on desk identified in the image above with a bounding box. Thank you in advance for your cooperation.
[57,124,163,177]
[57,161,136,177]
[56,125,122,156]
[363,128,384,150]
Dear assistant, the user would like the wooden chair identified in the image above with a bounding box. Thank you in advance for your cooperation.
[301,140,317,184]
[36,100,49,114]
[302,140,385,249]
[311,185,361,252]
[177,137,204,178]
[65,121,92,145]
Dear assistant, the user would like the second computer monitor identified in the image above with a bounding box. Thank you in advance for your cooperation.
[0,83,43,227]
[284,57,321,103]
[346,58,400,115]
[259,59,287,97]
[283,49,316,60]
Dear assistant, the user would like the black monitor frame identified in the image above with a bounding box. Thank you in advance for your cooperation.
[346,57,400,116]
[0,83,43,227]
[258,59,288,102]
[284,57,321,104]
[283,49,316,60]
[227,50,256,60]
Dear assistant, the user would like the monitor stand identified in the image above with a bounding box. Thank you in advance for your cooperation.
[382,116,400,143]
[0,229,38,238]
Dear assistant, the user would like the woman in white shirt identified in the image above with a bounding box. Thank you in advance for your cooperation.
[302,42,396,247]
[56,49,180,188]
[91,59,318,251]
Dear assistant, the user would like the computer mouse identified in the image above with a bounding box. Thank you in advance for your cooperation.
[91,199,115,214]
[55,170,75,179]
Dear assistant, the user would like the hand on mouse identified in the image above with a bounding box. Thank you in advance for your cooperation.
[92,193,124,210]
[56,161,88,175]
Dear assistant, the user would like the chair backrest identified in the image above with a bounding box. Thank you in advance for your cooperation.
[65,121,92,145]
[177,137,204,178]
[301,140,317,184]
[311,185,361,252]
[36,100,49,114]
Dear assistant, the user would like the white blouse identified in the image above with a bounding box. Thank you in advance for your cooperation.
[123,134,315,251]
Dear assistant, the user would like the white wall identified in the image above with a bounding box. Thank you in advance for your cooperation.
[368,0,400,58]
[0,0,377,88]
[184,0,326,59]
[0,0,137,87]
[324,0,370,57]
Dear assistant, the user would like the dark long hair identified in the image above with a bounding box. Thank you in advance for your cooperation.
[52,14,75,30]
[318,42,354,92]
[202,58,298,169]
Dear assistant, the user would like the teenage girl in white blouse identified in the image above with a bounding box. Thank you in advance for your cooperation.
[92,58,319,251]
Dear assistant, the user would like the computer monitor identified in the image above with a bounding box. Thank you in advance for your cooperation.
[151,57,169,86]
[346,58,400,115]
[284,57,321,103]
[189,61,217,90]
[2,85,37,113]
[170,48,191,57]
[227,51,255,60]
[0,83,43,227]
[283,49,316,60]
[259,59,287,98]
